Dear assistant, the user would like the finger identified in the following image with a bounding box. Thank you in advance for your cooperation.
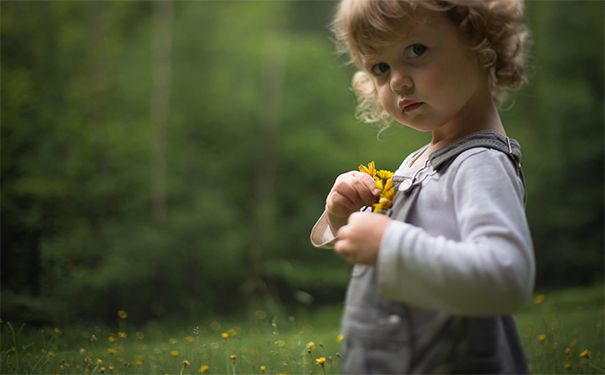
[350,172,381,205]
[326,193,357,219]
[354,171,382,193]
[332,178,364,207]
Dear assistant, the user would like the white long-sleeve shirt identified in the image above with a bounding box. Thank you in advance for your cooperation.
[311,147,535,327]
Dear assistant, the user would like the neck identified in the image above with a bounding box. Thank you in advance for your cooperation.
[430,85,504,150]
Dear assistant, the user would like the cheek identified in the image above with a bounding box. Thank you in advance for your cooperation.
[377,86,397,113]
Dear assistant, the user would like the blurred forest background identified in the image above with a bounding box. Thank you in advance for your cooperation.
[2,1,603,326]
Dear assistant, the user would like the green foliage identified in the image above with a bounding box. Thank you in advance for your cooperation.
[1,1,603,325]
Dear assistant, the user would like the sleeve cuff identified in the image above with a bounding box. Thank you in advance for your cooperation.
[310,211,339,249]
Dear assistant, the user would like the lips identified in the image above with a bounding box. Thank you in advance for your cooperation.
[399,99,424,113]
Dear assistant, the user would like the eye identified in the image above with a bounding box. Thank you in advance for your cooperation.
[406,44,427,58]
[371,62,390,76]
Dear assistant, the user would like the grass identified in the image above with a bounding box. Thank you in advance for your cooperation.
[1,284,602,375]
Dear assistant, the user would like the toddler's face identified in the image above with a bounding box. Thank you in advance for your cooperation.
[361,11,490,135]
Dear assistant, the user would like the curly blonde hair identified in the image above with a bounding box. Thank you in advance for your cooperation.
[330,0,531,128]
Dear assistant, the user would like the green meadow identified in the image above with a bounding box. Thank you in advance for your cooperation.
[1,284,602,375]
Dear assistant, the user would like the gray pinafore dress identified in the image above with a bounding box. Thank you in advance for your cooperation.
[340,131,529,374]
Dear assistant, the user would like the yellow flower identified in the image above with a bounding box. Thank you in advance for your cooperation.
[316,357,326,366]
[538,334,546,341]
[565,347,571,355]
[79,348,86,356]
[100,367,105,373]
[565,363,571,369]
[337,334,344,342]
[230,354,237,363]
[171,351,178,357]
[579,349,591,358]
[183,360,190,367]
[199,365,209,373]
[118,310,128,319]
[109,366,114,371]
[118,332,127,338]
[260,365,266,372]
[54,327,61,333]
[185,336,195,344]
[169,338,177,345]
[534,294,544,304]
[221,332,229,339]
[109,336,116,343]
[306,342,315,351]
[376,170,394,180]
[97,359,103,366]
[48,351,55,357]
[359,161,376,177]
[108,348,116,354]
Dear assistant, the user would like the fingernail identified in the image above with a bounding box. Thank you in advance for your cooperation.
[373,188,381,195]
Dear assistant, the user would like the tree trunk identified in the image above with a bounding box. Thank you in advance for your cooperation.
[150,1,173,227]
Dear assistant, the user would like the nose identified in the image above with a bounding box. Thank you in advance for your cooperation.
[390,67,413,93]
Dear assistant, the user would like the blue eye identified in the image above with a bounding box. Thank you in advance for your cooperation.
[406,44,427,58]
[372,62,390,76]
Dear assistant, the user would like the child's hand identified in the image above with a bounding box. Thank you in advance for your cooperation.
[326,171,381,234]
[334,212,392,265]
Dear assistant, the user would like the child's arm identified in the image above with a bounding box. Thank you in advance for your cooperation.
[376,150,534,315]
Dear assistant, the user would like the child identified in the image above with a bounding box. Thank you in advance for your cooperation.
[310,0,535,373]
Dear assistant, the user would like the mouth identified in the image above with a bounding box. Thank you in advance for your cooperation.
[399,99,424,113]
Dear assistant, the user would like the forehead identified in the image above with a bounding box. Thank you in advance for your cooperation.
[357,10,449,60]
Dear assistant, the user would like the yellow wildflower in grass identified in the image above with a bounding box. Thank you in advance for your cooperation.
[169,338,177,345]
[198,365,209,373]
[306,342,315,351]
[48,352,55,357]
[109,336,116,343]
[108,348,116,354]
[109,366,114,371]
[261,365,266,372]
[337,334,344,342]
[230,355,237,363]
[359,161,376,177]
[79,348,86,356]
[316,357,326,366]
[538,334,546,341]
[97,359,103,366]
[221,332,229,339]
[579,349,591,358]
[54,327,61,333]
[565,363,571,369]
[565,347,571,355]
[118,332,127,338]
[171,351,178,357]
[534,294,545,304]
[185,336,195,344]
[118,310,128,319]
[100,367,105,373]
[183,360,190,367]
